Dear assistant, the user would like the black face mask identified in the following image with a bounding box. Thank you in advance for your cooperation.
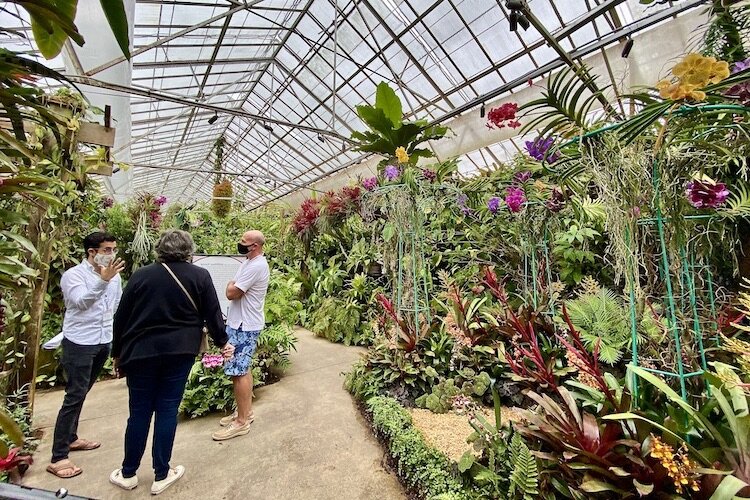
[237,243,251,255]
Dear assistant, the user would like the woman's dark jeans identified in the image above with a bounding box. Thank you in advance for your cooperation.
[121,355,194,481]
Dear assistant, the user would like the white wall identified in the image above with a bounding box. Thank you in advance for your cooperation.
[63,0,136,200]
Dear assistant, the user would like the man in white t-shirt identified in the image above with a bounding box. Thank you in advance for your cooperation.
[212,230,270,441]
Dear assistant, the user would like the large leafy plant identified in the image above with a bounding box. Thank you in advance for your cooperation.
[351,82,448,167]
[605,364,750,499]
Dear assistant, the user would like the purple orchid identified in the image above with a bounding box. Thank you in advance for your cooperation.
[505,187,526,213]
[384,165,400,181]
[487,197,501,214]
[362,176,378,191]
[686,179,730,209]
[524,136,560,163]
[545,187,565,212]
[457,194,473,215]
[154,195,167,206]
[513,171,532,184]
[422,169,437,182]
[725,81,750,107]
[733,58,750,74]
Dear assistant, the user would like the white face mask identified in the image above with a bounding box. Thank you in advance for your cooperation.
[93,253,114,268]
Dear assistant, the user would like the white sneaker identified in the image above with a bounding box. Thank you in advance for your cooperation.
[151,465,185,495]
[110,469,138,490]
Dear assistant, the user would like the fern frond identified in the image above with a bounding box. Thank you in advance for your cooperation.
[718,183,750,220]
[509,433,539,500]
[572,197,607,223]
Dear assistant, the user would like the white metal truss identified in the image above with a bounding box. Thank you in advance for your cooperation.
[0,0,710,206]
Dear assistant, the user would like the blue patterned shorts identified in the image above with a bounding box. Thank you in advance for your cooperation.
[223,326,261,377]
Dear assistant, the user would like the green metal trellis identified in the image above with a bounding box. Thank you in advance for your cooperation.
[374,184,432,333]
[563,104,749,402]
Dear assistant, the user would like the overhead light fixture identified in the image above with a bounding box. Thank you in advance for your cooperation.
[621,38,634,58]
[506,0,529,32]
[207,112,218,124]
[317,134,325,143]
[262,124,273,132]
[480,103,486,118]
[508,10,519,32]
[517,13,530,31]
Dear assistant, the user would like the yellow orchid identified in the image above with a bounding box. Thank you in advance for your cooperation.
[657,53,729,102]
[395,146,409,164]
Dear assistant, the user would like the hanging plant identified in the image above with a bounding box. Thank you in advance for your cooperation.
[211,136,232,217]
[212,180,233,218]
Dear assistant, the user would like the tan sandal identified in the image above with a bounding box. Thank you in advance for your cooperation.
[69,438,100,451]
[46,459,82,478]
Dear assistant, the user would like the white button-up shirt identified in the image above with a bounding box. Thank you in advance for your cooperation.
[61,260,122,345]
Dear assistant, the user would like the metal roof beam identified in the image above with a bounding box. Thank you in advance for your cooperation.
[86,2,261,77]
[66,75,353,142]
[133,57,272,69]
[249,0,706,209]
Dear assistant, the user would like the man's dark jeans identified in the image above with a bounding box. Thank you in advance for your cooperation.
[51,338,110,463]
[121,355,194,481]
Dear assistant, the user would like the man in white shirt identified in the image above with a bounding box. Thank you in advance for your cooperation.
[46,232,125,479]
[212,230,270,441]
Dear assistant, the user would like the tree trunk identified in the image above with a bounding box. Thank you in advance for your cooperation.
[17,205,53,410]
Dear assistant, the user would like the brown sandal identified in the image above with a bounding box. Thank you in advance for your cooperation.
[69,438,100,451]
[46,459,82,478]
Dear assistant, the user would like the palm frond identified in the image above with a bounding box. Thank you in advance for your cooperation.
[718,182,750,220]
[519,66,610,139]
[565,289,630,364]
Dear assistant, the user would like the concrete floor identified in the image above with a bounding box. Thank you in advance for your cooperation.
[21,328,405,500]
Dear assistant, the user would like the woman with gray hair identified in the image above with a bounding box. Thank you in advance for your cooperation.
[110,230,234,495]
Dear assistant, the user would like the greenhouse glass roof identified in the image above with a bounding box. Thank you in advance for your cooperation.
[1,0,707,207]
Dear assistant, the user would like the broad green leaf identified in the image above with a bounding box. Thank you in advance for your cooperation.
[458,450,475,472]
[0,209,28,225]
[383,223,395,243]
[0,408,24,447]
[29,0,80,59]
[633,480,654,496]
[99,0,131,59]
[629,366,728,454]
[580,479,626,494]
[1,231,38,255]
[375,82,402,126]
[355,106,394,139]
[709,475,749,500]
[603,412,709,465]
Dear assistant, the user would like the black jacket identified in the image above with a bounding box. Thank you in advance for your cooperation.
[112,261,228,370]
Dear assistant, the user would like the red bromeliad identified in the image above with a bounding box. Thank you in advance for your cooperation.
[482,267,558,388]
[376,293,420,352]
